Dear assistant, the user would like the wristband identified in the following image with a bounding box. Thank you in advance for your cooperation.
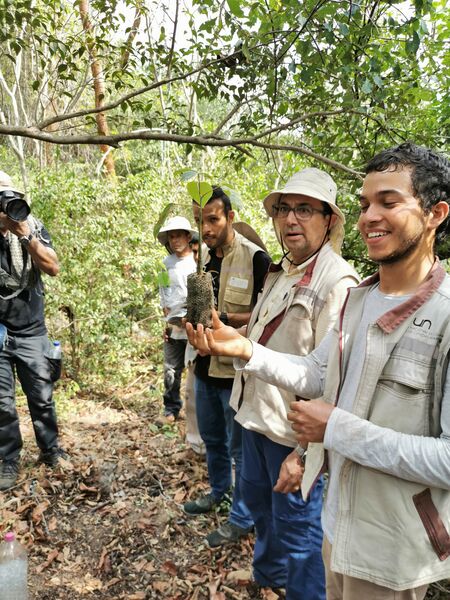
[19,233,34,247]
[220,311,229,325]
[295,445,307,462]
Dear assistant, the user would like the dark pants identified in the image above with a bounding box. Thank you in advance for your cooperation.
[241,430,326,600]
[195,375,253,529]
[0,334,59,461]
[163,337,186,416]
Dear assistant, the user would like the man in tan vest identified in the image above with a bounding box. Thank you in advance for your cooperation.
[216,169,358,598]
[183,186,271,549]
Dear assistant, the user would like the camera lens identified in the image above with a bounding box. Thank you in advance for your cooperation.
[6,197,30,221]
[0,190,30,222]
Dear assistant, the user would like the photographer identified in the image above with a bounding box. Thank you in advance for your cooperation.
[0,171,66,492]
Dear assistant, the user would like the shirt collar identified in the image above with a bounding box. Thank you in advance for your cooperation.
[357,259,446,333]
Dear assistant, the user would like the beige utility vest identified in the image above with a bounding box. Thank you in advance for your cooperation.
[207,230,262,378]
[232,243,359,445]
[303,263,450,590]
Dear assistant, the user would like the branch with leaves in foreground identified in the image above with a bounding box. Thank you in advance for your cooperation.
[0,124,362,178]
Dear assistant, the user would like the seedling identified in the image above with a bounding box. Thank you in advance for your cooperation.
[182,171,215,328]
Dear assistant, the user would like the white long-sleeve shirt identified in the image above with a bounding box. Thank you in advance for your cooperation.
[236,285,450,542]
[159,253,196,340]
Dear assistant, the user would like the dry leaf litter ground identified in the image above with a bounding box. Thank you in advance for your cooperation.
[0,390,448,600]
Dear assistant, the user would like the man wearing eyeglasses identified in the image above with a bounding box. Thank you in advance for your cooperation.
[221,169,359,599]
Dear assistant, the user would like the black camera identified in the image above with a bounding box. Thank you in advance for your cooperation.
[0,189,30,222]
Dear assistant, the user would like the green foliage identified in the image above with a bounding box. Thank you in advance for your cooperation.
[0,0,448,175]
[186,181,213,207]
[30,164,175,390]
[157,268,170,287]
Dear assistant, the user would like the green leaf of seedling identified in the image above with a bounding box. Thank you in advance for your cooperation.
[222,186,242,210]
[180,169,198,182]
[186,181,213,207]
[153,202,175,240]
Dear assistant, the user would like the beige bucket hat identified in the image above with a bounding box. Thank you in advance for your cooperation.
[263,167,345,252]
[157,216,197,246]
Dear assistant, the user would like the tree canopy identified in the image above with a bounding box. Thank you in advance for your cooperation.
[0,0,448,389]
[0,0,448,178]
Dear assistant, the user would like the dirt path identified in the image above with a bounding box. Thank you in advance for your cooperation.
[1,394,448,599]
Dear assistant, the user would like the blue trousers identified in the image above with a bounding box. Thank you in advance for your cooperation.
[241,429,326,600]
[194,376,253,528]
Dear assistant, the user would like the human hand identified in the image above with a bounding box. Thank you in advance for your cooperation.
[287,399,334,445]
[273,450,304,494]
[185,308,253,360]
[0,215,30,237]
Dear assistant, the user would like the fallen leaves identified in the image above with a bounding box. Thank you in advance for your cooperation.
[36,548,59,573]
[32,501,50,525]
[226,569,252,585]
[0,398,263,600]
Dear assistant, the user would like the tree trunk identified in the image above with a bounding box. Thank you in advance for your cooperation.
[78,0,116,179]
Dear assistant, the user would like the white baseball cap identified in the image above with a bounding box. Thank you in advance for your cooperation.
[157,216,197,246]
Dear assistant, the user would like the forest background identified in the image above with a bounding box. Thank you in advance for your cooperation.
[0,1,449,597]
[0,0,448,395]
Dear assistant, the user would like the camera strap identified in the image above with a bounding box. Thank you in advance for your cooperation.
[0,216,41,299]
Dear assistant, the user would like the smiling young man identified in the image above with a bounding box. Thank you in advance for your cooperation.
[186,144,450,599]
[183,186,271,548]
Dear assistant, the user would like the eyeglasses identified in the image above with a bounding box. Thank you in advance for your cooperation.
[272,204,327,221]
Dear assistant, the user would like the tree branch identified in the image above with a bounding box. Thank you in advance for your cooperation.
[0,124,362,177]
[212,101,246,135]
[165,0,179,80]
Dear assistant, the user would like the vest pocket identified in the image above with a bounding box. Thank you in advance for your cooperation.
[223,288,252,311]
[371,380,429,435]
[372,350,434,435]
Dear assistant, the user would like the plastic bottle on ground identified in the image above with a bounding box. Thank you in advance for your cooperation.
[0,532,28,600]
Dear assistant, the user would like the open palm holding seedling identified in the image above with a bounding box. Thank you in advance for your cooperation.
[186,309,253,360]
